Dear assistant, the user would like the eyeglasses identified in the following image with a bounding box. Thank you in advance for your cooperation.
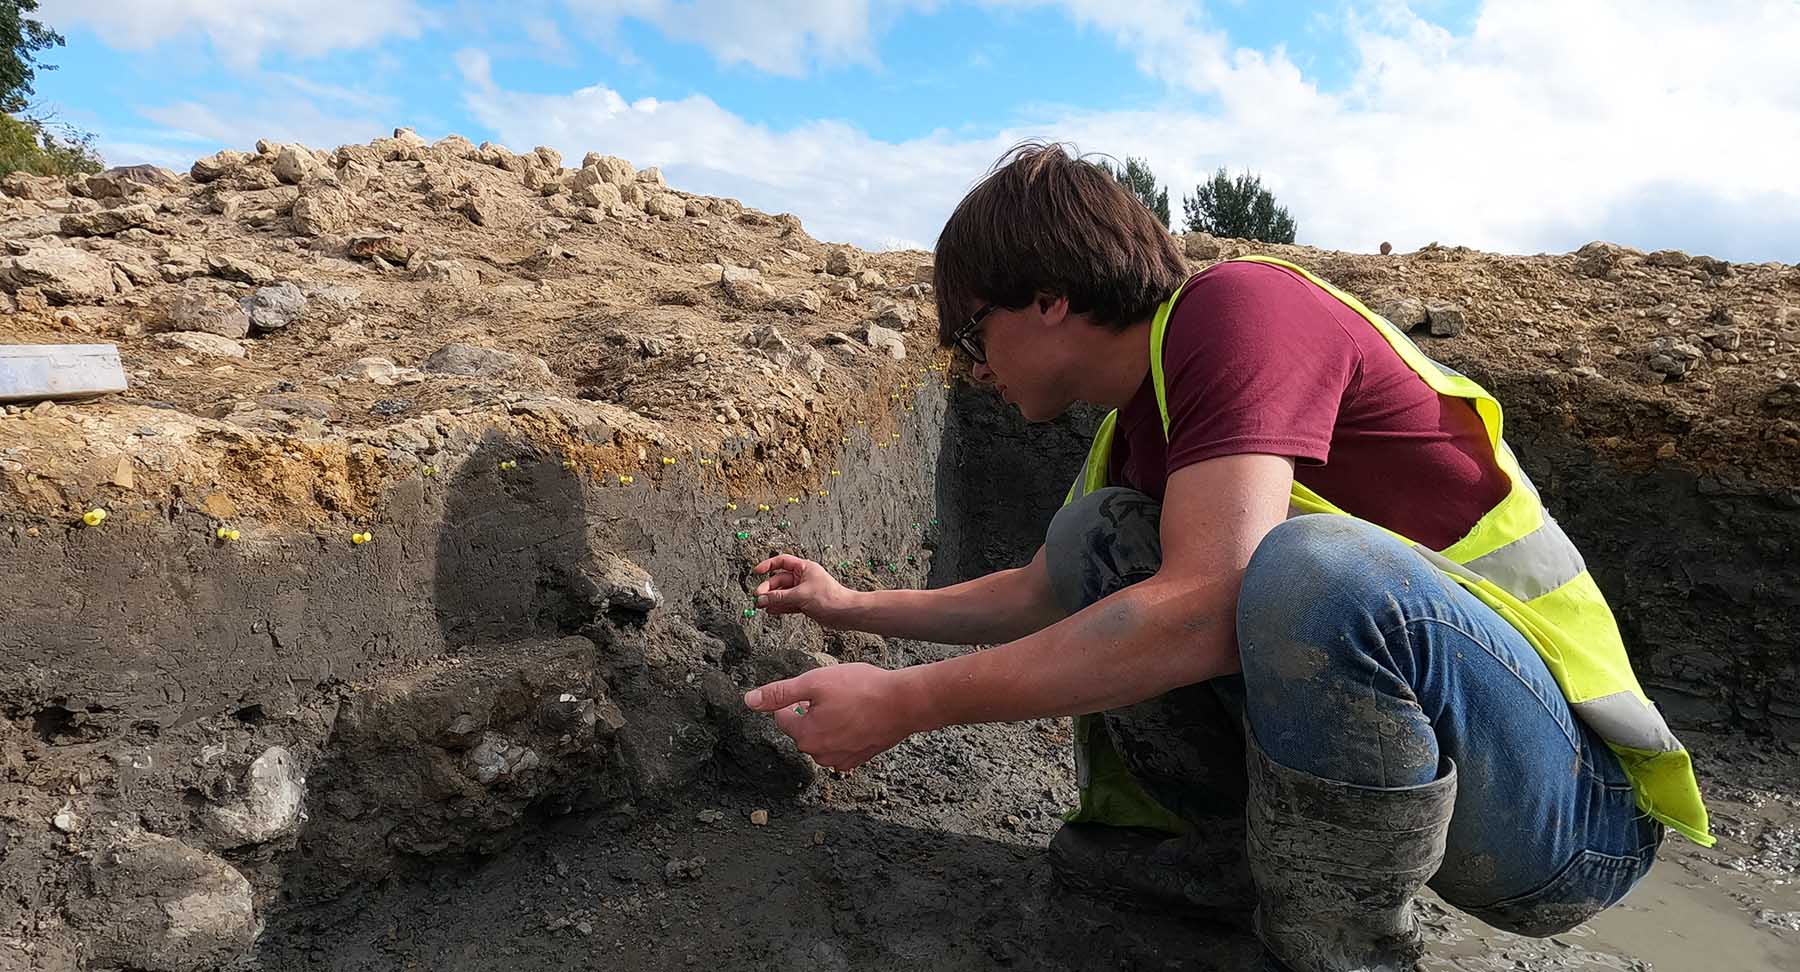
[952,304,995,364]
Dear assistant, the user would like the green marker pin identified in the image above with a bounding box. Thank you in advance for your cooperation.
[735,531,750,540]
[743,608,756,617]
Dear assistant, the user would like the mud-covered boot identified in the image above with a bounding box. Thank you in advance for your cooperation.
[1048,819,1255,924]
[1245,733,1457,972]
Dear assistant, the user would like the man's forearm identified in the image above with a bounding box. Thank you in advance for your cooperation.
[898,574,1242,731]
[829,562,1062,645]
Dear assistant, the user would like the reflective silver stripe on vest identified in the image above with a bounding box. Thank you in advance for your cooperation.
[1461,510,1587,602]
[1571,692,1682,752]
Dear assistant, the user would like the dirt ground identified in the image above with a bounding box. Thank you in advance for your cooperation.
[251,643,1800,972]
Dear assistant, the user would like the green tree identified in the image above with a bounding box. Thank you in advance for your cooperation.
[1181,167,1298,244]
[2,0,62,114]
[1100,156,1170,229]
[1,112,102,177]
[0,2,102,178]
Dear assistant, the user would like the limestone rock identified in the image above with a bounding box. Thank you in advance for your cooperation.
[1183,233,1223,260]
[168,287,251,339]
[1647,337,1704,380]
[155,332,248,359]
[745,323,825,381]
[434,134,479,159]
[60,203,156,237]
[291,185,356,236]
[646,192,685,219]
[421,342,554,381]
[0,247,118,304]
[67,829,259,972]
[773,290,822,315]
[721,264,774,307]
[273,144,326,184]
[3,169,64,199]
[458,191,502,226]
[869,297,916,331]
[206,254,274,286]
[573,178,623,210]
[348,234,413,263]
[1374,296,1428,331]
[854,268,887,290]
[575,154,634,187]
[204,746,306,846]
[585,555,663,615]
[531,145,563,171]
[419,259,478,287]
[243,282,307,332]
[1573,241,1633,280]
[191,149,250,183]
[1425,303,1468,338]
[636,166,665,186]
[825,245,863,277]
[477,141,522,171]
[863,323,907,360]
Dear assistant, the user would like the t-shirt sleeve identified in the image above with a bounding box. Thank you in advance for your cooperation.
[1160,263,1363,474]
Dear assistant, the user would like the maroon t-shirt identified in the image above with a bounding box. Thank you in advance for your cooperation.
[1109,261,1509,551]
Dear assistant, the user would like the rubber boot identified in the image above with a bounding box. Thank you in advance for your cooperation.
[1048,819,1255,924]
[1245,732,1457,972]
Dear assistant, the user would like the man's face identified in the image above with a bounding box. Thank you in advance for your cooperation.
[963,296,1076,422]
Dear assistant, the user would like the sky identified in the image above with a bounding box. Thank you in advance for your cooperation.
[25,0,1800,261]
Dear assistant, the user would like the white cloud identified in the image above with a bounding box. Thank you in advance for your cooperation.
[559,0,938,76]
[457,51,1001,248]
[133,96,390,160]
[463,0,1799,261]
[40,0,431,66]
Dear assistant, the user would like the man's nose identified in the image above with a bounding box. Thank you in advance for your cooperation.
[970,361,996,384]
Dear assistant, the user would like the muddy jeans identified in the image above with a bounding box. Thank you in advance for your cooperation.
[1043,487,1664,936]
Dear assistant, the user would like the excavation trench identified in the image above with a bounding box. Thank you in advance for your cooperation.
[2,378,1797,971]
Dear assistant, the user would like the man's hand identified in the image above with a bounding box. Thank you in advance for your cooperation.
[753,555,856,626]
[743,663,932,771]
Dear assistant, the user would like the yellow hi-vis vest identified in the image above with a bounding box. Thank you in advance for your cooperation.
[1062,255,1713,847]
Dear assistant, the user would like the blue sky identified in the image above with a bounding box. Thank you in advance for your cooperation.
[30,1,1800,261]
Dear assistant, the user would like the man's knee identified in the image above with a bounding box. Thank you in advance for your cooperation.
[1236,514,1417,643]
[1043,487,1163,613]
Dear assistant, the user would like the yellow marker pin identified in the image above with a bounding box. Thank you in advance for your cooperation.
[617,474,635,485]
[786,497,800,504]
[499,460,517,470]
[699,458,712,466]
[423,465,437,477]
[81,508,107,527]
[891,432,901,438]
[662,456,676,465]
[726,502,738,511]
[830,469,840,476]
[215,527,240,541]
[817,489,829,497]
[563,459,577,469]
[758,503,772,512]
[352,531,373,545]
[841,436,850,444]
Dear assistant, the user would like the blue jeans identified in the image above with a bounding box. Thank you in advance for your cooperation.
[1044,488,1663,936]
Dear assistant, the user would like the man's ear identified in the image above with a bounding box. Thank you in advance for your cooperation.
[1036,293,1070,326]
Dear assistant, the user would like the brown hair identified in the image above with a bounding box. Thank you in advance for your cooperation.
[933,141,1188,344]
